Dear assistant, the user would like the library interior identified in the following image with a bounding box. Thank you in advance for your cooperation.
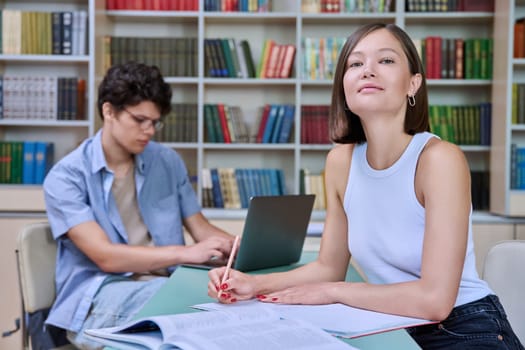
[1,0,525,349]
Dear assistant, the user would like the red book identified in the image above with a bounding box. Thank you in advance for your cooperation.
[514,19,525,59]
[216,104,232,143]
[433,36,442,79]
[106,0,118,10]
[256,104,271,143]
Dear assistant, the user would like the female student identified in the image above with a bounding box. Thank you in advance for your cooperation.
[208,23,524,349]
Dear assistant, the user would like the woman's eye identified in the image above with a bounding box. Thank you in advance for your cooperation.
[381,58,395,64]
[348,61,362,68]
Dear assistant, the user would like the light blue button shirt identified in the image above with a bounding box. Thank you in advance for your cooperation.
[43,129,201,332]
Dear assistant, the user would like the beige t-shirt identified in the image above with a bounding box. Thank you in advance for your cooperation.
[112,167,168,279]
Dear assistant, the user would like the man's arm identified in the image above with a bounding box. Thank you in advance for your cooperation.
[67,219,232,273]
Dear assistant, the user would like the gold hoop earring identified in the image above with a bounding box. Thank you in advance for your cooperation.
[408,95,416,107]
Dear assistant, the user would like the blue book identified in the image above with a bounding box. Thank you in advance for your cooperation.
[277,105,295,143]
[261,105,279,143]
[234,168,249,209]
[34,142,54,184]
[209,168,224,208]
[22,141,36,184]
[270,105,287,143]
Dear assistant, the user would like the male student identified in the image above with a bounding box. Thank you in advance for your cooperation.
[43,61,235,350]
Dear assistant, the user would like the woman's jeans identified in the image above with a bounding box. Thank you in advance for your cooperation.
[407,294,524,349]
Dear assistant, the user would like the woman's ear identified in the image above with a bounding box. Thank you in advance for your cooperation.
[409,73,422,96]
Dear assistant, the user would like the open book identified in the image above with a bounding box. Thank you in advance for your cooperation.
[84,307,357,350]
[193,300,437,338]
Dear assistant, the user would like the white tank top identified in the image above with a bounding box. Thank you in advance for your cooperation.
[343,132,492,307]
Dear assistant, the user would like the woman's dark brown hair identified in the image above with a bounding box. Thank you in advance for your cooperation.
[329,23,429,144]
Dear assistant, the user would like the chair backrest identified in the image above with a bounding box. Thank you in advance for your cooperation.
[17,222,57,313]
[482,240,525,344]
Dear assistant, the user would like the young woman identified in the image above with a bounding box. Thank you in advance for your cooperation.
[208,23,524,349]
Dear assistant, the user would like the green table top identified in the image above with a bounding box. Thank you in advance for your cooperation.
[136,251,420,349]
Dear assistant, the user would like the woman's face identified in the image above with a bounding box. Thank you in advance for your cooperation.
[342,28,420,119]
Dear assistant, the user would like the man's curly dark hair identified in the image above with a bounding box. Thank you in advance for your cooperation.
[97,61,172,120]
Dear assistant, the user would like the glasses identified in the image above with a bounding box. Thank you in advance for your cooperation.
[123,108,164,131]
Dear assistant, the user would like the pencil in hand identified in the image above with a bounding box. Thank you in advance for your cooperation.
[219,235,240,299]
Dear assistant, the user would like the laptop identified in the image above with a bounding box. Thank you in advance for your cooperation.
[183,194,315,272]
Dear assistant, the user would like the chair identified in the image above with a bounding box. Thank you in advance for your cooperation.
[482,240,525,345]
[16,222,75,349]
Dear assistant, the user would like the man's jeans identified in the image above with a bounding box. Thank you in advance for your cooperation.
[67,276,167,350]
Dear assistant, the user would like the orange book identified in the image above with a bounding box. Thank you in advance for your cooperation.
[454,38,464,79]
[264,44,282,78]
[257,39,275,78]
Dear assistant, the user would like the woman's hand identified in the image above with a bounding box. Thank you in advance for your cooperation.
[207,267,257,304]
[255,282,342,305]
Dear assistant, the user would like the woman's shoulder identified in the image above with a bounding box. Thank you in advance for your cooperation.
[326,143,355,173]
[420,136,469,173]
[327,143,355,160]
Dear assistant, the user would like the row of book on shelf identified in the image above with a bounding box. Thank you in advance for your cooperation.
[0,141,54,184]
[199,166,489,211]
[413,37,493,80]
[406,0,494,12]
[302,0,392,13]
[201,167,286,209]
[105,0,272,12]
[204,38,296,79]
[203,38,256,78]
[1,10,87,55]
[512,84,525,125]
[0,76,86,121]
[302,37,345,81]
[429,102,491,146]
[204,0,273,12]
[106,0,199,11]
[104,37,198,78]
[204,103,250,143]
[153,104,198,143]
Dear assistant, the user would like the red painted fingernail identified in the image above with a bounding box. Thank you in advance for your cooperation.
[256,294,266,299]
[220,283,228,290]
[220,293,229,299]
[215,285,220,292]
[230,298,237,303]
[271,297,278,301]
